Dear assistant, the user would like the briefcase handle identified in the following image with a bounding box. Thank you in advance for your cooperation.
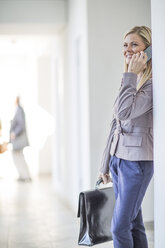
[96,177,113,189]
[96,178,103,187]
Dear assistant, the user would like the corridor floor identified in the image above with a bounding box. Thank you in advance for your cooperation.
[0,177,154,248]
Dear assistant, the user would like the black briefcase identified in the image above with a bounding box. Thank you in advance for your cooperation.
[77,181,115,246]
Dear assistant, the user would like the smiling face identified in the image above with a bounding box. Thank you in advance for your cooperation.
[123,33,146,65]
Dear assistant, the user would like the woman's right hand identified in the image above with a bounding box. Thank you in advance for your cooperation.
[128,51,147,75]
[99,173,112,184]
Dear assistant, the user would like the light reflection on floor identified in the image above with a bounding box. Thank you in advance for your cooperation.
[0,170,154,248]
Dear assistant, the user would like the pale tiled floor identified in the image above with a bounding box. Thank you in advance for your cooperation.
[0,176,154,248]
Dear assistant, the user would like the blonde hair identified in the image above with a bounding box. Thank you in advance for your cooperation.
[124,26,152,91]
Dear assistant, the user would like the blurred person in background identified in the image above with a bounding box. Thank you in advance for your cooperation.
[10,96,31,182]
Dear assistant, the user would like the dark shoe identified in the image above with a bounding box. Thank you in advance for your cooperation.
[17,178,32,183]
[24,178,32,183]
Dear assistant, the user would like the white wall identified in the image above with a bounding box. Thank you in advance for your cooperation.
[0,0,67,34]
[151,0,165,247]
[0,0,66,23]
[55,0,91,210]
[37,56,53,175]
[52,31,70,196]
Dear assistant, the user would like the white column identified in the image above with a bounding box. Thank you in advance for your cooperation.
[151,1,165,247]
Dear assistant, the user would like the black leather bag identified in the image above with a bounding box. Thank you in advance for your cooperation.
[77,181,115,246]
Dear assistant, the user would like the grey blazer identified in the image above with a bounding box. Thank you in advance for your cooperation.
[10,105,29,150]
[101,72,153,174]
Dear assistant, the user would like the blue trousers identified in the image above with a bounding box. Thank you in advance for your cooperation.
[109,156,154,248]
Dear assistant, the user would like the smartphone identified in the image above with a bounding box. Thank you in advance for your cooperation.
[144,45,152,62]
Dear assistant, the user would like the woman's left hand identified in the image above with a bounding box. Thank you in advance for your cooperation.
[99,173,112,184]
[128,51,148,75]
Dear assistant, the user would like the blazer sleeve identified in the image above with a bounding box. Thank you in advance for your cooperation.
[11,108,25,136]
[114,72,153,121]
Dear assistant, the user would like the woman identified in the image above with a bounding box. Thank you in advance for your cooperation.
[99,26,153,248]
